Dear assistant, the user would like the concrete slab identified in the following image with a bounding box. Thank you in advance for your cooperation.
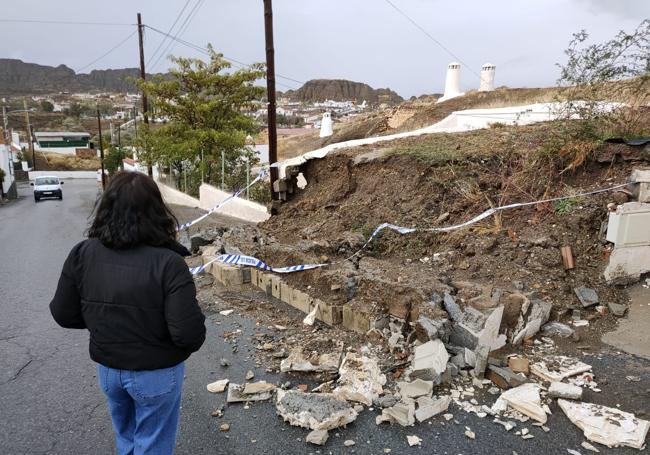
[602,284,650,360]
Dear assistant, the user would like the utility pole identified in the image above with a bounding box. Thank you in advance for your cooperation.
[117,121,122,171]
[133,105,138,139]
[263,0,278,200]
[137,12,153,177]
[23,99,36,171]
[97,109,106,190]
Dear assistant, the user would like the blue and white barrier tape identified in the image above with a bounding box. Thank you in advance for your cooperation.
[190,181,629,276]
[177,169,268,232]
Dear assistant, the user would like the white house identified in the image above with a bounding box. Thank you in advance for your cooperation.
[0,143,16,198]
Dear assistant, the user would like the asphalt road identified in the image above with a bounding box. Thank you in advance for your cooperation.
[1,179,649,455]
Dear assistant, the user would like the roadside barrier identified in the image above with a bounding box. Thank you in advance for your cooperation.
[190,181,630,276]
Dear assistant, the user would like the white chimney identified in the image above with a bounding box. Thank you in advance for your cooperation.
[319,112,333,137]
[479,63,496,92]
[437,62,464,103]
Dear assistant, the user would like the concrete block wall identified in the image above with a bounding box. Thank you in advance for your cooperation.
[203,252,365,330]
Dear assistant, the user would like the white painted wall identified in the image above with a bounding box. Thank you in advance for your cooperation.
[156,181,201,207]
[0,145,16,195]
[34,146,79,155]
[199,183,269,223]
[28,170,97,179]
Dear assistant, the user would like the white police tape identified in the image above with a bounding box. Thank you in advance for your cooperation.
[177,169,268,232]
[189,181,630,276]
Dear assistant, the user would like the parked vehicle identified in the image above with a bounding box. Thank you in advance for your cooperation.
[31,176,64,202]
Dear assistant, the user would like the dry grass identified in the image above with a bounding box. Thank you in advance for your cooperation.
[35,152,100,171]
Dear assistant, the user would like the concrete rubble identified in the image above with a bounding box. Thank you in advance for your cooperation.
[574,286,599,308]
[398,379,433,399]
[541,322,574,338]
[305,429,329,445]
[512,299,552,345]
[548,382,583,400]
[376,400,416,427]
[227,383,273,403]
[406,435,422,446]
[275,390,358,430]
[411,339,449,382]
[530,356,592,382]
[243,381,275,395]
[206,379,229,393]
[496,383,547,424]
[558,399,650,450]
[333,352,387,406]
[415,395,451,422]
[280,346,342,373]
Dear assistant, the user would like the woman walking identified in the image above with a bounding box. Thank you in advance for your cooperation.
[50,171,206,454]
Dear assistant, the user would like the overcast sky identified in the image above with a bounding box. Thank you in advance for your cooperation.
[2,0,649,97]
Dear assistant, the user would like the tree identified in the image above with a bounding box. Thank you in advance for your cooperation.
[139,45,265,194]
[557,19,650,137]
[104,145,130,175]
[40,100,54,113]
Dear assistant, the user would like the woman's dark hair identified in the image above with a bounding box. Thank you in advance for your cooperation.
[88,171,179,249]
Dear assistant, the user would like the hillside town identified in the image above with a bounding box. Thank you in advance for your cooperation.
[1,2,649,455]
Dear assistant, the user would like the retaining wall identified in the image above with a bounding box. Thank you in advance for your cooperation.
[199,183,269,223]
[156,181,201,207]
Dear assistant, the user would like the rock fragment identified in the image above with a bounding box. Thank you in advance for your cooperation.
[276,390,358,430]
[227,383,273,403]
[406,435,422,446]
[243,381,275,395]
[607,302,627,317]
[280,345,342,373]
[343,440,355,447]
[541,322,574,338]
[530,356,592,382]
[207,379,229,393]
[245,370,255,380]
[305,429,329,446]
[377,401,415,427]
[574,287,599,308]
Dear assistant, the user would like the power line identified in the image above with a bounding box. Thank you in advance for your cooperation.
[145,24,304,88]
[0,19,134,26]
[150,0,205,71]
[146,0,192,67]
[383,0,482,80]
[76,30,138,73]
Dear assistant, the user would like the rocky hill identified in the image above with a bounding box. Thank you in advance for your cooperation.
[282,79,403,105]
[0,59,154,94]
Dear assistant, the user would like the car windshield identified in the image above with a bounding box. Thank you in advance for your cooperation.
[35,178,58,185]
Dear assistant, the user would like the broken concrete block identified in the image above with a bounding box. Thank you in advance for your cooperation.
[315,299,343,326]
[604,245,650,285]
[486,365,528,389]
[290,289,313,314]
[227,383,273,403]
[280,347,342,373]
[275,390,358,430]
[207,379,229,393]
[541,322,574,338]
[306,429,329,446]
[530,356,592,382]
[414,317,450,343]
[398,379,434,399]
[499,383,547,424]
[415,395,451,422]
[450,323,480,350]
[558,399,650,450]
[411,339,449,382]
[473,344,490,378]
[374,394,398,409]
[548,382,582,400]
[333,353,386,406]
[477,306,507,351]
[243,381,275,395]
[378,400,416,427]
[574,286,599,307]
[443,292,463,323]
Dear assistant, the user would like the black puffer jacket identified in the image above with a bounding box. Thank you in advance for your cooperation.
[50,238,206,370]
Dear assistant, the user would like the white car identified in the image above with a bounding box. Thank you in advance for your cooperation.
[31,176,64,202]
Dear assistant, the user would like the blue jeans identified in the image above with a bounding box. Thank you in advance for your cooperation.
[97,362,185,455]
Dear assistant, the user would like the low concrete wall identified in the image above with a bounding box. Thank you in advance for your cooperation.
[28,171,97,180]
[199,183,269,223]
[156,181,201,207]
